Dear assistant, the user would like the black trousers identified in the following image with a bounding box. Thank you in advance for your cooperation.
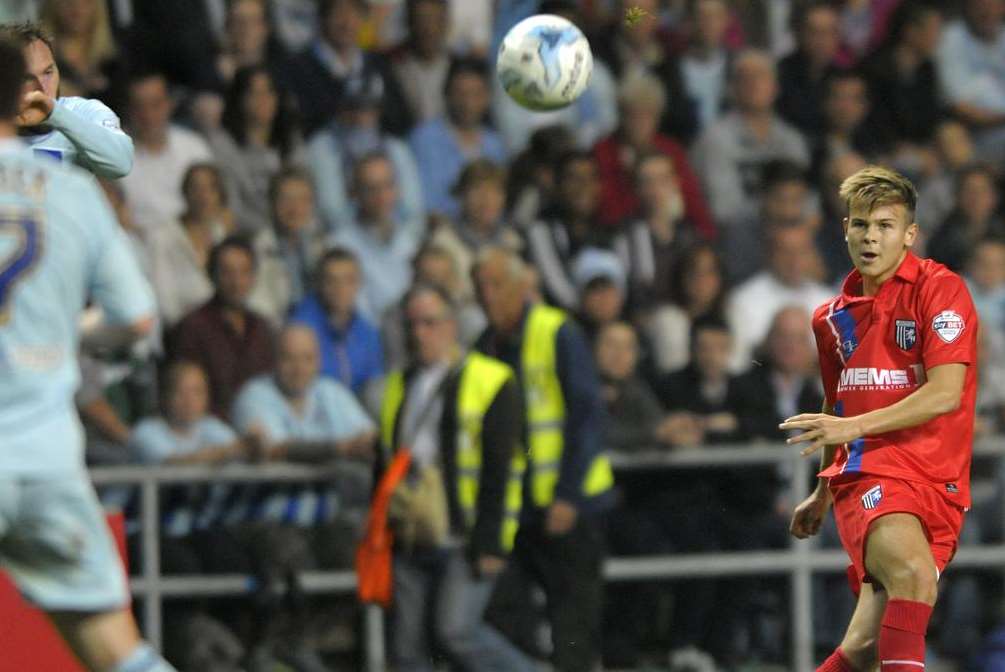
[490,514,606,672]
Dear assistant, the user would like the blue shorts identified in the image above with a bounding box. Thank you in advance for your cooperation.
[0,474,130,612]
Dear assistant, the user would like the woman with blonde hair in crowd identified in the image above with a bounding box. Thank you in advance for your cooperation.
[40,0,116,97]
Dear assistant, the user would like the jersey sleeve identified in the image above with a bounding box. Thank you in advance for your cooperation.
[812,302,842,407]
[83,178,156,325]
[918,271,978,370]
[48,98,134,178]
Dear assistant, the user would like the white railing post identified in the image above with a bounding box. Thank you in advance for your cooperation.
[790,454,814,670]
[140,471,162,650]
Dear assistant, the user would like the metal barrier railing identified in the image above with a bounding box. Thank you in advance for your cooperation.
[89,439,1005,671]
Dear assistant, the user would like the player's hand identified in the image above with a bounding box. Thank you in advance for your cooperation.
[17,90,55,127]
[789,486,832,539]
[779,413,863,456]
[545,499,578,536]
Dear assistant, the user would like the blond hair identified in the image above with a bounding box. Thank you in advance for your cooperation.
[838,165,917,220]
[40,0,117,68]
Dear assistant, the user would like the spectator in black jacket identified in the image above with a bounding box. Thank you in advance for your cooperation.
[596,321,663,453]
[775,1,842,138]
[280,0,412,137]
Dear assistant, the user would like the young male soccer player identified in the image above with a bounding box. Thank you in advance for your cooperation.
[0,40,177,672]
[0,22,133,178]
[781,166,978,671]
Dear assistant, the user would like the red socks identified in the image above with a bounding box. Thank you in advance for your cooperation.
[818,648,855,671]
[879,599,932,670]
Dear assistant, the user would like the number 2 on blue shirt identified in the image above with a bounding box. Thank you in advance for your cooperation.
[0,212,44,324]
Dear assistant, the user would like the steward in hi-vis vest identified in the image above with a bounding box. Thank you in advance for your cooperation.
[472,247,613,672]
[377,283,536,672]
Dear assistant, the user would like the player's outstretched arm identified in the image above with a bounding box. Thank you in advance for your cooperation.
[779,363,966,457]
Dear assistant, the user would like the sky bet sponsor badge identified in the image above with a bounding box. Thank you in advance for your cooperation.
[895,319,916,350]
[933,310,965,343]
[861,485,882,510]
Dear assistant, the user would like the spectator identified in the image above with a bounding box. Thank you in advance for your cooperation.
[596,321,663,454]
[690,49,810,234]
[525,151,609,311]
[573,248,628,342]
[644,241,728,375]
[506,124,576,229]
[915,120,977,232]
[130,362,248,553]
[591,0,699,143]
[389,0,452,124]
[928,163,1005,271]
[231,324,376,526]
[775,1,842,138]
[612,151,703,308]
[38,0,116,98]
[379,284,534,672]
[2,21,133,178]
[305,68,424,231]
[206,65,303,233]
[812,70,883,181]
[214,0,282,86]
[726,225,831,372]
[966,237,1005,333]
[280,0,412,137]
[249,168,327,325]
[655,316,741,447]
[446,0,492,56]
[680,0,732,131]
[332,152,424,318]
[861,1,945,157]
[427,159,522,296]
[171,237,276,421]
[491,1,617,154]
[593,71,715,235]
[733,306,823,441]
[836,0,902,64]
[936,0,1005,167]
[289,247,384,395]
[147,163,234,327]
[381,244,487,371]
[121,71,214,233]
[473,246,614,672]
[411,57,506,220]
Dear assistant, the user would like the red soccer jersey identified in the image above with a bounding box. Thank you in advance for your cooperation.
[811,252,978,507]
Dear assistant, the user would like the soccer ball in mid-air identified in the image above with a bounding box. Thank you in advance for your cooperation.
[497,14,593,111]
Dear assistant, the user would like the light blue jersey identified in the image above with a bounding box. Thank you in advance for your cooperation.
[0,139,155,474]
[20,96,134,178]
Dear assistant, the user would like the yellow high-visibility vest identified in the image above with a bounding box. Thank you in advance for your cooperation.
[380,352,525,551]
[522,304,614,507]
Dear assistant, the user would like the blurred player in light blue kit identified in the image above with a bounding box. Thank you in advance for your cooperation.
[0,21,132,178]
[0,38,178,672]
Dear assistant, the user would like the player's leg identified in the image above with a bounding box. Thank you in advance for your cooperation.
[820,580,887,671]
[865,513,938,671]
[49,609,177,672]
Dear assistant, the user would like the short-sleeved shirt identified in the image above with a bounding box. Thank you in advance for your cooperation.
[230,375,375,526]
[811,252,979,507]
[0,140,154,474]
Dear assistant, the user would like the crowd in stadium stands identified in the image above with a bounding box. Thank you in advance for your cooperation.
[6,0,1005,669]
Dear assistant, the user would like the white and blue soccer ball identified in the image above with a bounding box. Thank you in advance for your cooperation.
[497,14,593,111]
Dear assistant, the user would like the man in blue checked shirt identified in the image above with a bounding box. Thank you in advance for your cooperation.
[0,39,176,672]
[1,22,133,178]
[231,324,377,527]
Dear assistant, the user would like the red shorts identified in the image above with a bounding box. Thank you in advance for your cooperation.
[829,475,966,596]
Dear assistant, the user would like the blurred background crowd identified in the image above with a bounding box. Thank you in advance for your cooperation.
[5,0,1005,670]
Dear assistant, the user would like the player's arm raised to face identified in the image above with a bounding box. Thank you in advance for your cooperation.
[781,363,967,456]
[48,100,135,178]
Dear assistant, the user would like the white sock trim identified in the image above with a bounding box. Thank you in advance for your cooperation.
[881,661,925,668]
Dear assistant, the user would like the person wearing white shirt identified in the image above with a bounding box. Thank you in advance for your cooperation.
[726,225,832,372]
[120,72,213,234]
[3,22,133,177]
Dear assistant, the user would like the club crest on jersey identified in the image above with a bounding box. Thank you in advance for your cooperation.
[933,310,965,343]
[894,319,917,350]
[861,485,882,510]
